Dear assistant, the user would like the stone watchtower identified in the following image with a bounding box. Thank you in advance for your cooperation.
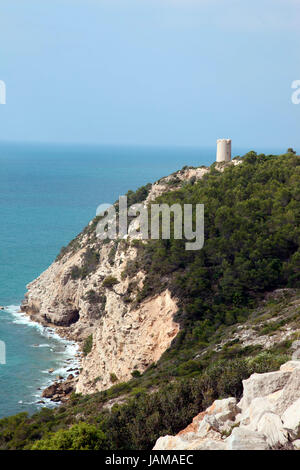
[216,139,231,163]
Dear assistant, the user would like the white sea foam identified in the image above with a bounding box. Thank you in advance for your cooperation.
[6,305,67,341]
[5,305,78,350]
[4,305,81,408]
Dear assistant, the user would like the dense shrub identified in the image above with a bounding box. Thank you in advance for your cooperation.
[108,242,118,266]
[101,352,287,450]
[126,183,152,206]
[134,153,300,330]
[0,350,288,450]
[70,249,100,280]
[110,373,118,383]
[103,276,119,288]
[70,265,81,280]
[31,423,108,450]
[131,370,141,378]
[84,289,101,304]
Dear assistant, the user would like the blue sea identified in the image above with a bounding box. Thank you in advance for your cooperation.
[0,142,284,418]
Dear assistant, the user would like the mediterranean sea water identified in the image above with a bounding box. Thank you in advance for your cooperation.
[0,142,284,418]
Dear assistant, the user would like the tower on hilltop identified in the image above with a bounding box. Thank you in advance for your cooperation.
[216,139,231,163]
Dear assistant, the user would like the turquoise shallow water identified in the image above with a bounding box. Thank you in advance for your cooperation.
[0,142,283,418]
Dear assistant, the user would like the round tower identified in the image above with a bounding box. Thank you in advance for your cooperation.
[216,139,231,163]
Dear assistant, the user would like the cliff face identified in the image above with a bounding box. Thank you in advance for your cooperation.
[76,289,178,393]
[21,164,219,395]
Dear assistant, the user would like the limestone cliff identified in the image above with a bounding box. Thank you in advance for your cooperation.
[21,163,226,395]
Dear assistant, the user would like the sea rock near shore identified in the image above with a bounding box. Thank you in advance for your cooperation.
[153,354,300,451]
[42,375,77,403]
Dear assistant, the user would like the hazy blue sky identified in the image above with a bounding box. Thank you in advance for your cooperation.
[0,0,299,148]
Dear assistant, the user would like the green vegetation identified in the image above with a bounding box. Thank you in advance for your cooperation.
[83,290,107,310]
[70,248,100,280]
[84,289,99,303]
[31,423,109,450]
[83,335,93,356]
[55,234,82,262]
[257,318,289,336]
[103,276,119,288]
[131,370,141,378]
[134,152,300,337]
[110,373,118,383]
[0,351,288,450]
[126,183,152,206]
[1,152,300,450]
[108,242,118,266]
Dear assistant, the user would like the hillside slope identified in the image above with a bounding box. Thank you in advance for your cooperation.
[1,150,300,450]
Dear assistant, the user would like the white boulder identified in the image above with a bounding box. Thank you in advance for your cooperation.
[192,439,226,450]
[275,368,300,415]
[197,414,219,438]
[256,412,288,447]
[153,435,186,450]
[281,397,300,440]
[291,340,300,360]
[225,427,269,450]
[240,397,273,428]
[239,370,291,411]
[292,439,300,450]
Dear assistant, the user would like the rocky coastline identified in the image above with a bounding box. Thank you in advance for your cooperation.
[16,304,83,405]
[19,160,242,402]
[19,164,215,398]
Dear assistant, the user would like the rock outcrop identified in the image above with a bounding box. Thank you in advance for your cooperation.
[154,353,300,451]
[76,289,179,393]
[22,237,179,395]
[42,374,76,403]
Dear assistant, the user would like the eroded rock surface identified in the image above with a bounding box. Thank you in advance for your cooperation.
[154,354,300,451]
